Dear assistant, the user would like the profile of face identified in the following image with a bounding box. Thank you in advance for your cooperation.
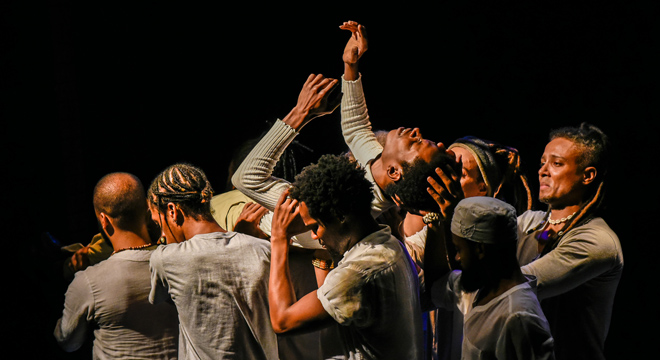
[538,137,591,207]
[148,202,179,244]
[452,234,485,292]
[298,202,344,257]
[451,147,488,198]
[382,127,445,167]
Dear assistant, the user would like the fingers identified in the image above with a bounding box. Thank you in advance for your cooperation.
[275,189,299,213]
[241,202,268,221]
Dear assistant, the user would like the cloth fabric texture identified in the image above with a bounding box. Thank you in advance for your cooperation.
[451,196,518,244]
[54,249,179,360]
[340,75,397,218]
[516,210,623,360]
[316,225,424,360]
[432,271,555,360]
[149,231,278,360]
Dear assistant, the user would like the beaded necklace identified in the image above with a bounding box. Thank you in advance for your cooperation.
[111,243,156,255]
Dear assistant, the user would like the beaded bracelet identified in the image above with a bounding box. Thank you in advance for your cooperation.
[312,258,334,270]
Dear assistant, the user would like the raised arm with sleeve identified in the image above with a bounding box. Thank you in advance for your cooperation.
[232,74,340,210]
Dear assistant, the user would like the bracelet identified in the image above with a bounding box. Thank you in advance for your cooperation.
[422,212,441,225]
[312,257,334,270]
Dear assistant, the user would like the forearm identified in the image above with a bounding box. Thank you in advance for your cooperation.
[232,120,298,210]
[344,61,359,81]
[423,222,454,289]
[268,238,297,332]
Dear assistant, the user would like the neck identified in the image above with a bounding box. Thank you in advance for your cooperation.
[109,229,152,251]
[549,204,581,219]
[369,157,393,192]
[476,268,526,306]
[181,218,226,241]
[336,216,381,255]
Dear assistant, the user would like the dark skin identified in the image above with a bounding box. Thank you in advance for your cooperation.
[269,189,382,334]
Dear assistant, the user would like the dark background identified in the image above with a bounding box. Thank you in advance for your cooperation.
[2,1,657,358]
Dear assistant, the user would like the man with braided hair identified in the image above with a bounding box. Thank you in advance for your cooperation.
[514,123,623,360]
[147,163,278,360]
[269,154,424,360]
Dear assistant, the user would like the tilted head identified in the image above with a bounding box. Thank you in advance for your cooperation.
[290,154,374,225]
[380,127,448,182]
[93,172,148,233]
[148,163,215,222]
[383,149,457,214]
[450,196,520,291]
[289,154,374,255]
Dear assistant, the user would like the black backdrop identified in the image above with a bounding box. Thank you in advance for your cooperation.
[3,1,657,358]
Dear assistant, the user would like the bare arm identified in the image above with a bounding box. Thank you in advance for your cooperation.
[423,161,464,287]
[269,190,332,334]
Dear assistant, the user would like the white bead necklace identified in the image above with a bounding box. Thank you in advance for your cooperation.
[547,211,577,225]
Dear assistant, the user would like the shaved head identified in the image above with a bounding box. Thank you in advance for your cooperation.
[93,172,147,231]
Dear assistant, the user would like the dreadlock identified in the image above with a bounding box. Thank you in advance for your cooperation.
[450,136,533,215]
[148,163,215,221]
[541,123,610,256]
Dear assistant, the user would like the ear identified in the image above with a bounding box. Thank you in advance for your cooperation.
[477,181,488,196]
[99,213,115,237]
[387,164,402,182]
[582,166,597,185]
[166,202,184,226]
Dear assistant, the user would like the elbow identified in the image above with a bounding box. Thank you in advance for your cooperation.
[270,316,292,334]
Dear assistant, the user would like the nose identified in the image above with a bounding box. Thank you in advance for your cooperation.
[410,128,421,139]
[538,162,548,176]
[455,252,460,262]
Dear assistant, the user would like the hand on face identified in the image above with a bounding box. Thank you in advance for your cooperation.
[426,149,464,220]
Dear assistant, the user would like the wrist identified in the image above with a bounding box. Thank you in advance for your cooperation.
[312,257,335,270]
[344,63,359,81]
[282,107,309,130]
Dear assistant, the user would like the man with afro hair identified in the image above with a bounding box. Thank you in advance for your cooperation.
[268,154,424,360]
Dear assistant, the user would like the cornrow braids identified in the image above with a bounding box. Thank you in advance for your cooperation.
[148,163,215,221]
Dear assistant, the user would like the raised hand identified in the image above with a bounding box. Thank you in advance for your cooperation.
[233,202,269,239]
[283,74,340,130]
[340,21,368,65]
[271,189,301,245]
[340,21,368,81]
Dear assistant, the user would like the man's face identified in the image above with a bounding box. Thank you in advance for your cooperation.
[451,234,485,292]
[382,127,443,165]
[298,202,343,257]
[538,137,586,207]
[451,147,488,198]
